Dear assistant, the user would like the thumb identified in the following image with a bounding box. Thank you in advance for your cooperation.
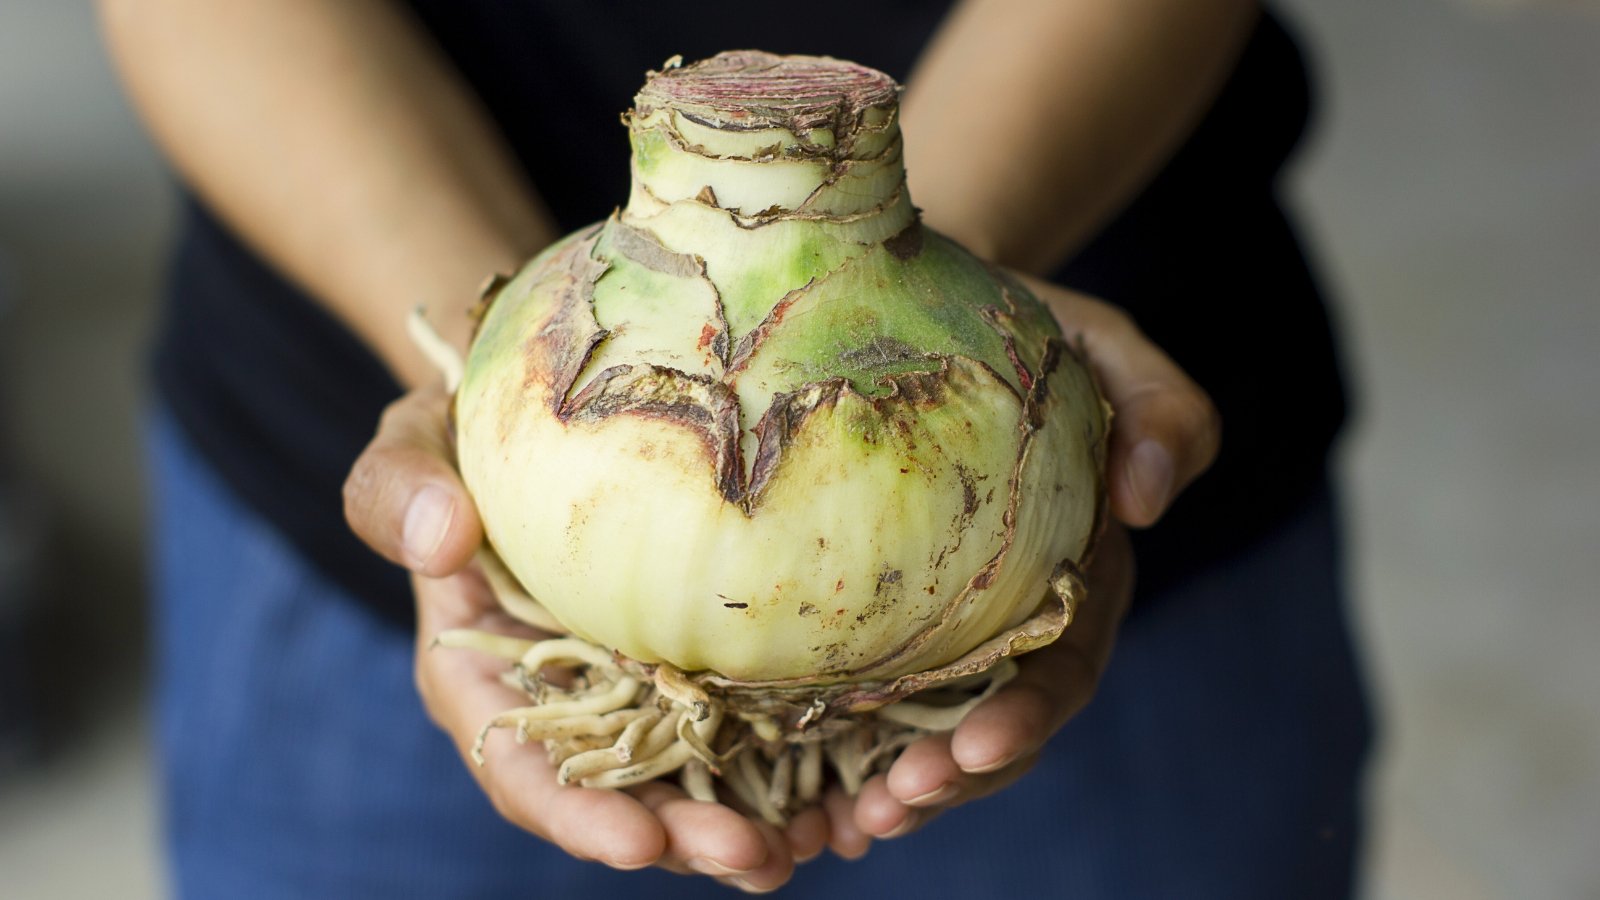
[1025,275,1221,528]
[344,385,482,576]
[1106,374,1221,528]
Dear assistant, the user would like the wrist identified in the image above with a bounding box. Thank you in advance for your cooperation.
[917,208,1006,269]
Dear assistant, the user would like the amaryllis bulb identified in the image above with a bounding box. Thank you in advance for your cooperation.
[454,51,1108,695]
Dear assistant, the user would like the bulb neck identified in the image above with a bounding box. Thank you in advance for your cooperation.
[623,51,908,223]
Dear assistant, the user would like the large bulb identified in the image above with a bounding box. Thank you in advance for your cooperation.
[455,52,1108,691]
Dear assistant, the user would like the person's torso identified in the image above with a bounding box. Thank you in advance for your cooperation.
[154,3,1345,625]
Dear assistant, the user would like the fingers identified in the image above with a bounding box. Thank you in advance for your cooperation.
[948,645,1096,775]
[1105,372,1221,527]
[1027,276,1222,527]
[881,733,1034,812]
[853,773,951,841]
[414,571,807,889]
[823,786,872,860]
[630,782,775,880]
[456,681,670,868]
[720,821,797,894]
[784,804,830,864]
[412,572,663,868]
[869,527,1134,829]
[631,781,827,894]
[854,774,919,839]
[948,525,1131,774]
[491,766,669,870]
[344,385,482,576]
[856,734,1032,841]
[855,696,1060,840]
[639,779,826,890]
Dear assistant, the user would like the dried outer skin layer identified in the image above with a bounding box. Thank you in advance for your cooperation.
[628,50,903,220]
[455,51,1109,687]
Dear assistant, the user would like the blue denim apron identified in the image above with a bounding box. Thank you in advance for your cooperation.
[149,413,1371,899]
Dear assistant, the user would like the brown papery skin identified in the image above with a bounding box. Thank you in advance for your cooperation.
[634,51,898,134]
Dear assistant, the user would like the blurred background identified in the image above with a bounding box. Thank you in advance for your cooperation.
[1,0,1595,897]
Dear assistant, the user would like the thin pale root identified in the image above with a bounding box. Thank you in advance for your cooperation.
[582,739,696,789]
[825,729,867,796]
[519,639,623,678]
[558,744,633,784]
[455,630,1032,810]
[875,659,1018,731]
[767,748,795,812]
[681,759,716,802]
[675,711,722,772]
[584,704,721,789]
[476,549,568,634]
[472,677,641,764]
[613,710,665,763]
[435,629,535,662]
[653,662,711,721]
[797,740,824,803]
[736,751,785,826]
[407,307,464,392]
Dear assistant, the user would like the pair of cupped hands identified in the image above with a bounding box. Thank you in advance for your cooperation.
[343,273,1219,893]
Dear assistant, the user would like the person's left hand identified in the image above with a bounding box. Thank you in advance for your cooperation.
[836,524,1132,849]
[828,274,1218,854]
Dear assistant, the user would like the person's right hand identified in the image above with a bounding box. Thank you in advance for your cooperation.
[344,385,829,893]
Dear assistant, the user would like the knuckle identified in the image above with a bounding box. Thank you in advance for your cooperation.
[1137,383,1221,464]
[376,397,414,434]
[1100,303,1139,335]
[1178,386,1223,460]
[341,454,379,529]
[1081,300,1138,340]
[1008,679,1060,724]
[342,446,412,545]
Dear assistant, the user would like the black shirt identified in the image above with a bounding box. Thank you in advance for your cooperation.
[154,4,1346,629]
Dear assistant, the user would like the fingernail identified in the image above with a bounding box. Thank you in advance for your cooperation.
[904,783,957,807]
[689,858,755,877]
[402,484,455,569]
[606,858,653,871]
[963,751,1018,775]
[834,840,871,861]
[729,877,775,894]
[882,812,921,839]
[1127,440,1174,521]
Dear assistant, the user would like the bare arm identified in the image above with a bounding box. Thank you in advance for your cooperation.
[98,0,556,387]
[904,0,1261,274]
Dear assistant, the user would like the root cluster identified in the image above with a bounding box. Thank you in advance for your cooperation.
[439,628,1017,824]
[407,307,1087,823]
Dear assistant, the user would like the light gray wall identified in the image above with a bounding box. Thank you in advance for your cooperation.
[0,0,172,694]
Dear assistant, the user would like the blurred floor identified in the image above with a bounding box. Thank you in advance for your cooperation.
[0,1,1595,898]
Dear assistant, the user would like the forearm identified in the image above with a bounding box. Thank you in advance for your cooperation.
[99,0,556,387]
[904,0,1260,274]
